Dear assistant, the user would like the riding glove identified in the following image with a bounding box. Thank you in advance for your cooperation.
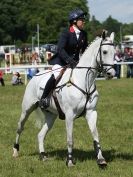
[67,58,77,69]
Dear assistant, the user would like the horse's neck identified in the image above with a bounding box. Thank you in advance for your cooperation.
[72,38,101,88]
[78,38,101,67]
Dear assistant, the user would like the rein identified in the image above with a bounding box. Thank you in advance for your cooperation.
[56,66,95,95]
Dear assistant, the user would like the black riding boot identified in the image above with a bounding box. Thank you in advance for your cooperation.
[39,74,56,109]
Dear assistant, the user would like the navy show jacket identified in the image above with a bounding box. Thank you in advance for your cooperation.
[48,26,88,66]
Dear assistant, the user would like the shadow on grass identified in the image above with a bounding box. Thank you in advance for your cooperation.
[29,148,133,162]
[103,149,133,162]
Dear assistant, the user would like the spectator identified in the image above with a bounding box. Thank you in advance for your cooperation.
[114,50,122,79]
[27,68,39,79]
[0,70,5,86]
[11,72,24,85]
[124,48,133,78]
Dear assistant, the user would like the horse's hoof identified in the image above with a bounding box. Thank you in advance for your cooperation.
[97,158,107,168]
[39,152,48,161]
[66,153,76,167]
[13,148,19,158]
[66,160,75,167]
[66,159,76,167]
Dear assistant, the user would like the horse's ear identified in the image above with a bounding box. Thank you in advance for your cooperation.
[110,32,115,42]
[102,30,108,40]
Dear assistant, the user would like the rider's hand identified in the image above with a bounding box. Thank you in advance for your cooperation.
[67,58,77,69]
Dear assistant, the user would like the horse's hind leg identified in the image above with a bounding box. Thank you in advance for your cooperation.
[85,109,107,167]
[13,102,38,157]
[38,112,56,161]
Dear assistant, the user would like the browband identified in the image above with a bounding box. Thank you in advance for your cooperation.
[101,43,114,46]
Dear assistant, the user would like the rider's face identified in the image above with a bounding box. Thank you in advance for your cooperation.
[76,19,85,30]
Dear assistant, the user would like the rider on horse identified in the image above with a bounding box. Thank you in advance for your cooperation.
[39,8,88,109]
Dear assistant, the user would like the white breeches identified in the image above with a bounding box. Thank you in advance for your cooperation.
[52,64,62,79]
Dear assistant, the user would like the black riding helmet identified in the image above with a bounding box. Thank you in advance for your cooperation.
[68,9,87,23]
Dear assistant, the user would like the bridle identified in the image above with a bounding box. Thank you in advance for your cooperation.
[71,38,115,73]
[96,39,114,74]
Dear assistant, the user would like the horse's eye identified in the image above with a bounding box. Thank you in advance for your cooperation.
[103,50,107,55]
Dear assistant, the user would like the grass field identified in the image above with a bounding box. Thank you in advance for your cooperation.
[0,76,133,177]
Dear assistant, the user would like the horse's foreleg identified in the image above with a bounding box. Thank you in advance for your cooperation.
[86,109,107,167]
[38,113,56,161]
[65,116,75,167]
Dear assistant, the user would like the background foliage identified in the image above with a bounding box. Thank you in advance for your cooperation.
[0,0,133,46]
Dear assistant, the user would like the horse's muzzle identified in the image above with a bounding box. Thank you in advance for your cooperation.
[105,68,115,79]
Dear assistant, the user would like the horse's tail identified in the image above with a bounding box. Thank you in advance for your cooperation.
[34,107,45,129]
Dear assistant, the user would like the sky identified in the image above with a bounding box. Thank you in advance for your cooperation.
[88,0,133,24]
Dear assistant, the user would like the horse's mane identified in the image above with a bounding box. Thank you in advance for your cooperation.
[83,37,101,55]
[79,37,102,62]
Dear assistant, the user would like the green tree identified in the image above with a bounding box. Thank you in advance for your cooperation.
[0,0,132,46]
[0,0,89,45]
[88,15,103,41]
[102,16,122,43]
[121,23,133,37]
